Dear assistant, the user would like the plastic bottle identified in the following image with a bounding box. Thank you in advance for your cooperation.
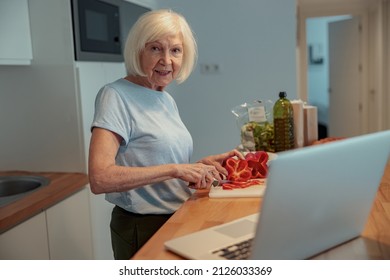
[273,91,295,152]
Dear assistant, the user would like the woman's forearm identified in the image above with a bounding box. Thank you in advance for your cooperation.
[89,164,178,194]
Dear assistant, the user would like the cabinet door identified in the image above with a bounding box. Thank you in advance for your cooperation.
[0,0,33,65]
[0,212,49,260]
[46,187,93,259]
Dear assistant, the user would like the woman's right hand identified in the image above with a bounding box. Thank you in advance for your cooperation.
[175,162,221,189]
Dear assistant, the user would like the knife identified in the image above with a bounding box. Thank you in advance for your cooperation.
[211,178,235,187]
[188,178,229,189]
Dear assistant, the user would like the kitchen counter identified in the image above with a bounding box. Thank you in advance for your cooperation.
[0,171,89,234]
[132,161,390,260]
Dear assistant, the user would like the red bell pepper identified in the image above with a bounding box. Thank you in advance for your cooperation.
[246,151,269,178]
[222,151,269,188]
[224,157,252,182]
[222,179,265,190]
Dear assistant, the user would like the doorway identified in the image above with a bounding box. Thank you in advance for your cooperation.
[306,15,361,138]
[297,0,385,137]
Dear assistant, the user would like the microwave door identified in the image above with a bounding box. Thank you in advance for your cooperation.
[72,0,123,62]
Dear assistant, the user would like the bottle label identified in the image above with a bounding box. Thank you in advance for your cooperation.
[248,106,266,123]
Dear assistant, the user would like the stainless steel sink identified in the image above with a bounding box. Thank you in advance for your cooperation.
[0,175,50,207]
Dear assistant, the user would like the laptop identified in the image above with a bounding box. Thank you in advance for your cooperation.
[164,130,390,260]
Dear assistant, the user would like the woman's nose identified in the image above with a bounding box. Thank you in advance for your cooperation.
[159,51,171,65]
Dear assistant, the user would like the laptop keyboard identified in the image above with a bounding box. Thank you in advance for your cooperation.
[212,238,253,260]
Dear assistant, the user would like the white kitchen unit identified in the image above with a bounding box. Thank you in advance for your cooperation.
[0,212,50,260]
[0,187,92,260]
[0,0,33,65]
[46,187,93,260]
[76,61,126,260]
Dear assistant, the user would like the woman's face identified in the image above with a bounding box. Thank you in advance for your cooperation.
[139,34,184,91]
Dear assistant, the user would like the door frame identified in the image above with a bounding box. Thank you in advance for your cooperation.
[386,1,390,130]
[296,0,383,134]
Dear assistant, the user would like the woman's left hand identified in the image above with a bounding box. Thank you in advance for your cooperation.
[197,149,244,178]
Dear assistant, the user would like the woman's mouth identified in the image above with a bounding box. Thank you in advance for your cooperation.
[155,69,172,76]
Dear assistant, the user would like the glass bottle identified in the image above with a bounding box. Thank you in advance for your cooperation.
[273,91,294,152]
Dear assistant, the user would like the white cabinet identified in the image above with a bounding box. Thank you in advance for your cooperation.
[46,187,93,259]
[0,0,33,65]
[0,187,93,260]
[0,212,50,260]
[76,61,125,260]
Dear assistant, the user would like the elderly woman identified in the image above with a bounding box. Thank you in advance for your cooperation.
[88,9,242,259]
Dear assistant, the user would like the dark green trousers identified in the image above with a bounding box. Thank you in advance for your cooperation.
[110,205,172,260]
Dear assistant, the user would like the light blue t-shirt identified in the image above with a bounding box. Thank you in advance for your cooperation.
[91,78,194,214]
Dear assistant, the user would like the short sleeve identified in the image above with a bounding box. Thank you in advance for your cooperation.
[91,85,131,144]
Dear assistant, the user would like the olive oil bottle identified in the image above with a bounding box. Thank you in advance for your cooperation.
[273,91,294,152]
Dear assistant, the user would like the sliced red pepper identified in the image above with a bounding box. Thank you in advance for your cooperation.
[222,179,265,190]
[256,151,269,163]
[244,152,258,161]
[245,151,269,179]
[222,152,269,186]
[245,151,269,163]
[244,151,258,161]
[221,183,235,190]
[224,158,252,182]
[247,160,268,178]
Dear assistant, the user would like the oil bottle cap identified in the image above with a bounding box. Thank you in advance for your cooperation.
[279,91,287,98]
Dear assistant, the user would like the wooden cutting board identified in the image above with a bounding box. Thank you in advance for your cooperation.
[208,183,266,198]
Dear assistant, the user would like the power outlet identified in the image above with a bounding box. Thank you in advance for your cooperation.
[200,63,220,74]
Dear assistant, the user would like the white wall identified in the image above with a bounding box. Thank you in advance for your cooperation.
[157,0,297,161]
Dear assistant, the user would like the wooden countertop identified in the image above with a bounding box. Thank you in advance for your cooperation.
[0,171,89,234]
[132,161,390,260]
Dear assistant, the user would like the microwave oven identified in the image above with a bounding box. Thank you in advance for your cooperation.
[71,0,123,62]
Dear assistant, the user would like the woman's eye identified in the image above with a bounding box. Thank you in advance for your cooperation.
[172,48,183,55]
[151,46,160,52]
